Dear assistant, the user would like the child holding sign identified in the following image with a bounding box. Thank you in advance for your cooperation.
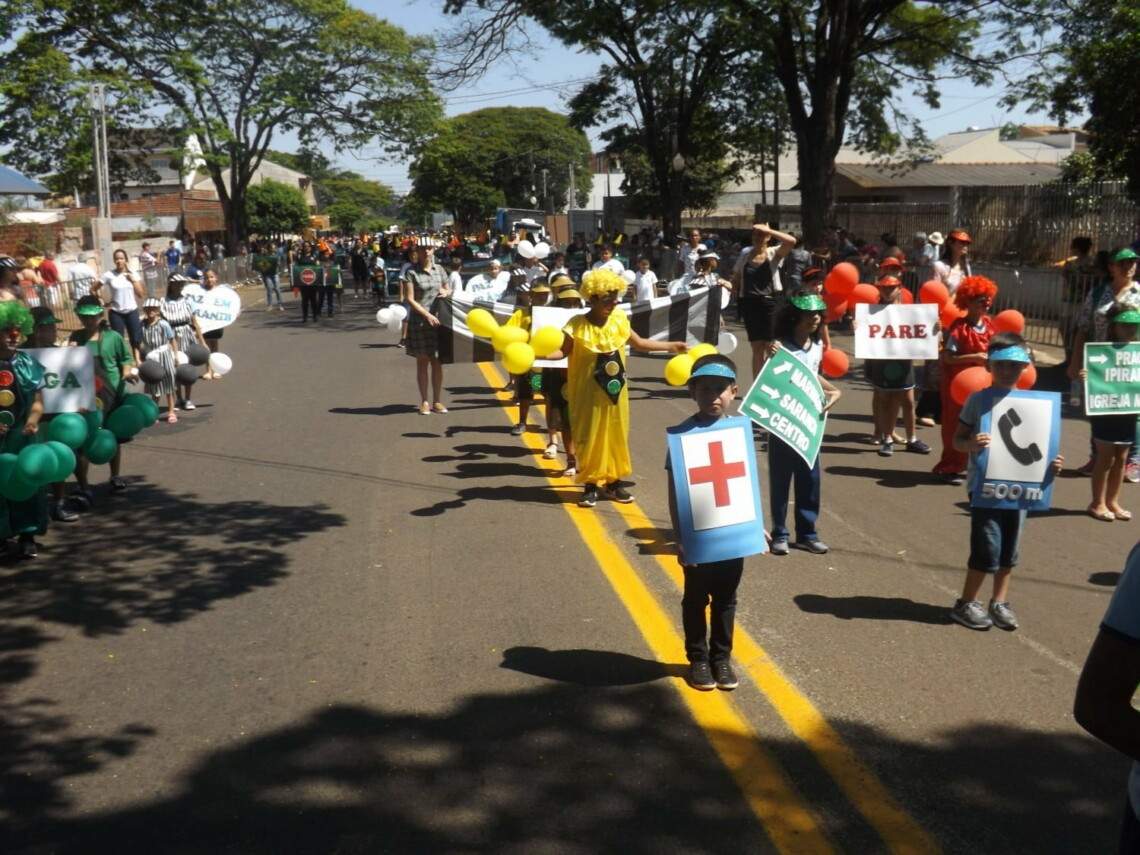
[950,332,1063,630]
[1080,302,1140,521]
[866,276,930,457]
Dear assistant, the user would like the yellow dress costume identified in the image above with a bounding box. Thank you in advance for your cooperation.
[563,308,631,486]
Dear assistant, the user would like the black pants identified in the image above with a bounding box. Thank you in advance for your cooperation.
[1121,798,1140,855]
[300,287,321,320]
[681,558,744,664]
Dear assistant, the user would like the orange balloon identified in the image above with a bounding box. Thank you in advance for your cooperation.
[822,291,848,322]
[824,262,859,298]
[849,282,880,305]
[898,288,914,304]
[950,366,992,406]
[940,303,966,328]
[919,279,950,307]
[1015,362,1037,389]
[821,348,850,378]
[993,309,1025,334]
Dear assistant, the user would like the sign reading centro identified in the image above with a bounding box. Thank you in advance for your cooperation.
[1084,342,1140,415]
[739,347,827,467]
[181,284,241,333]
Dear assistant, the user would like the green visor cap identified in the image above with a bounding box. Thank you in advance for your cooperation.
[1112,248,1139,263]
[1113,309,1140,325]
[790,293,827,312]
[75,303,104,316]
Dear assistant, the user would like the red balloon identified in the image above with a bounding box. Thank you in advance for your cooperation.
[824,262,859,298]
[993,309,1025,334]
[940,303,966,329]
[822,291,848,322]
[919,279,950,307]
[849,282,880,305]
[898,288,914,304]
[1015,362,1037,389]
[950,366,992,406]
[821,348,850,378]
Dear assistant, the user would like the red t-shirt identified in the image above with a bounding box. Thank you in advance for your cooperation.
[943,315,996,383]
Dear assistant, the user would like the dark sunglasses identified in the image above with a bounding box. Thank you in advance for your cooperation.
[592,293,620,305]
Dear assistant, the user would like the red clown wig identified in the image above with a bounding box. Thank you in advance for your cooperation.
[953,275,998,309]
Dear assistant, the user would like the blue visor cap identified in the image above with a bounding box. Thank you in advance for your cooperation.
[988,346,1032,364]
[689,362,736,381]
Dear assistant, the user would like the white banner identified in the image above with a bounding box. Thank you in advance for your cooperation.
[531,305,587,368]
[182,284,241,333]
[23,347,96,413]
[854,303,939,360]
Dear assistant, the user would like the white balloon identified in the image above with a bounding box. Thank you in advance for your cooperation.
[621,269,636,284]
[209,352,233,376]
[718,331,738,353]
[720,287,731,309]
[388,303,407,321]
[376,308,392,325]
[387,315,402,333]
[175,351,190,365]
[533,241,550,260]
[517,240,535,259]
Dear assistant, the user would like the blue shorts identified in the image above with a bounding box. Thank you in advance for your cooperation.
[968,507,1027,572]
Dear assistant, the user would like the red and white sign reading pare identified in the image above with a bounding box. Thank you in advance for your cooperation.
[854,303,939,360]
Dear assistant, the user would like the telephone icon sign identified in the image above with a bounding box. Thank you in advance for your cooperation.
[997,408,1042,467]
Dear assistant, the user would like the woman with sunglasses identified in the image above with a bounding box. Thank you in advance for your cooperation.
[547,269,686,508]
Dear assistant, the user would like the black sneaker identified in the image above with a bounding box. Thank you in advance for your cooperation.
[878,439,894,457]
[770,539,790,556]
[510,422,526,436]
[110,476,128,494]
[578,485,599,508]
[18,534,37,559]
[604,482,634,503]
[798,539,830,555]
[68,488,94,511]
[686,661,715,691]
[712,661,738,690]
[906,438,932,454]
[51,502,79,523]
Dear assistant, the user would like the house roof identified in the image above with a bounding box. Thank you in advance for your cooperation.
[834,162,1063,189]
[0,164,50,196]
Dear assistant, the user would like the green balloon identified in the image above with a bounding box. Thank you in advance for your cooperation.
[121,393,159,425]
[2,471,39,501]
[106,405,146,440]
[43,440,77,483]
[83,409,104,433]
[4,428,28,454]
[16,444,57,484]
[47,412,89,450]
[0,452,18,487]
[83,428,118,465]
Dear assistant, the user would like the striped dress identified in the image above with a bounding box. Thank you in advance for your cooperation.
[161,297,199,352]
[141,319,176,397]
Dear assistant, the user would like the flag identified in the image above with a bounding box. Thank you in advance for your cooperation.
[436,287,721,365]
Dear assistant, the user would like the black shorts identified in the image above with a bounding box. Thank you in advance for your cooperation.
[740,296,778,342]
[203,329,223,342]
[868,359,915,391]
[1090,413,1138,445]
[542,369,567,409]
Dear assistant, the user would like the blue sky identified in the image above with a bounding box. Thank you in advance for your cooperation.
[344,0,1066,194]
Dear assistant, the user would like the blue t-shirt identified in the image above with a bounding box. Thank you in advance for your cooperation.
[958,386,1015,488]
[664,414,722,471]
[1099,542,1140,819]
[164,247,181,269]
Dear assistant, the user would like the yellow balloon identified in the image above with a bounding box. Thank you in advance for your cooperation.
[689,342,718,361]
[491,325,529,353]
[502,341,537,375]
[664,353,694,386]
[530,325,564,357]
[467,307,498,339]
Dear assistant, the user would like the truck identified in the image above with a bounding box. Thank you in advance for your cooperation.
[493,208,547,243]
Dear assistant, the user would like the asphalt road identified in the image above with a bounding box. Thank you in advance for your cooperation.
[2,288,1137,854]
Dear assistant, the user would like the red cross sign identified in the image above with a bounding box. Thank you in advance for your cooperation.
[687,440,746,507]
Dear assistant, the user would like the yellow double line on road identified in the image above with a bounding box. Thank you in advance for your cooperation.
[476,363,938,855]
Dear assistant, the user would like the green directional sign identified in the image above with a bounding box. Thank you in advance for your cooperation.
[738,347,827,466]
[1084,342,1140,415]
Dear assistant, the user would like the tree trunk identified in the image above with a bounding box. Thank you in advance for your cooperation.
[796,136,836,249]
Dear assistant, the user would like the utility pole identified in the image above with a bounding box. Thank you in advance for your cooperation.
[568,163,575,237]
[89,83,113,271]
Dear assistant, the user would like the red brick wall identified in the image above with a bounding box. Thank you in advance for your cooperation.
[0,222,70,257]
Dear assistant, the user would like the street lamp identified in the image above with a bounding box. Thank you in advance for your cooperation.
[670,152,686,239]
[672,152,686,173]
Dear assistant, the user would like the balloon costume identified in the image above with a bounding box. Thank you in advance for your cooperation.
[0,302,47,539]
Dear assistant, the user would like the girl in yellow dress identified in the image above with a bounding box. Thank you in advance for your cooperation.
[551,269,686,508]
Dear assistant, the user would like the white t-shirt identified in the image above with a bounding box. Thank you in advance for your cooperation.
[448,270,463,293]
[67,262,97,298]
[1098,541,1140,820]
[591,258,625,274]
[99,270,140,312]
[681,245,702,277]
[633,269,657,301]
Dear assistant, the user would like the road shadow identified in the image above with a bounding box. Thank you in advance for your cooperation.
[625,525,678,557]
[825,465,930,489]
[330,404,418,417]
[410,484,579,516]
[1089,572,1122,587]
[500,647,680,685]
[794,594,953,625]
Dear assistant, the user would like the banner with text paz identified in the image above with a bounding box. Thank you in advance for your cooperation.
[970,389,1060,511]
[854,303,939,360]
[1084,342,1140,416]
[738,348,827,468]
[666,415,767,564]
[181,284,241,334]
[23,347,95,414]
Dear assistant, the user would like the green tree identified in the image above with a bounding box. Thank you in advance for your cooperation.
[324,200,365,234]
[0,0,439,250]
[407,107,591,229]
[246,180,310,237]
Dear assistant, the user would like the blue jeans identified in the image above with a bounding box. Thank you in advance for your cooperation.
[768,438,821,543]
[967,507,1026,572]
[262,272,282,306]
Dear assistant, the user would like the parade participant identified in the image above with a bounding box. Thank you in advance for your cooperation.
[631,256,657,301]
[139,298,179,424]
[866,276,930,456]
[23,307,77,523]
[161,275,207,410]
[1068,247,1140,481]
[68,295,137,503]
[590,245,625,275]
[185,251,208,282]
[733,223,796,386]
[933,276,998,485]
[678,228,704,278]
[255,242,284,311]
[199,268,228,379]
[1079,303,1140,521]
[540,280,580,472]
[402,241,451,415]
[666,353,748,691]
[547,268,686,508]
[949,332,1063,631]
[0,302,47,557]
[766,294,841,556]
[505,283,550,436]
[295,242,321,323]
[547,252,569,284]
[464,258,506,303]
[931,229,971,296]
[801,268,831,350]
[369,247,388,307]
[92,248,145,363]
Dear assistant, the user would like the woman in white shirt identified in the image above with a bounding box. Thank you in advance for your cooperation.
[93,248,146,363]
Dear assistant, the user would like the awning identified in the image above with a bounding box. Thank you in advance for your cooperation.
[0,164,51,196]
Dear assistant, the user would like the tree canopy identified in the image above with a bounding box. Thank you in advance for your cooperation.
[407,106,591,229]
[0,0,439,248]
[246,180,310,237]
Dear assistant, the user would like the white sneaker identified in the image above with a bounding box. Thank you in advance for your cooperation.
[183,400,196,410]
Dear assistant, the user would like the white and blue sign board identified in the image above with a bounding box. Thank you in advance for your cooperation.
[666,415,766,564]
[970,389,1060,510]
